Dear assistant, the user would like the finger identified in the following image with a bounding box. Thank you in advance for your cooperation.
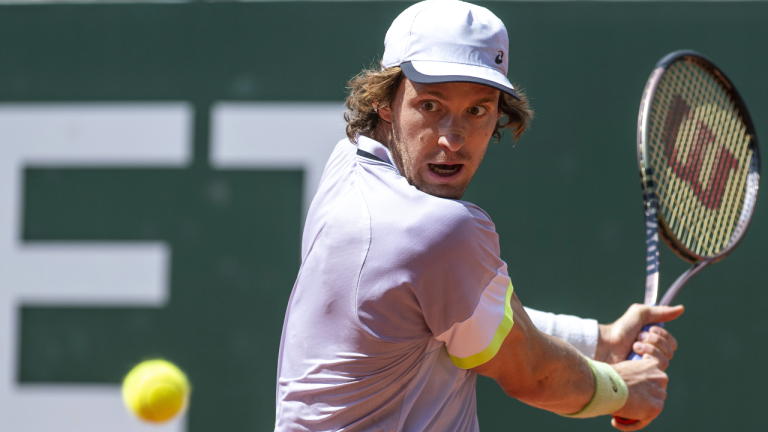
[648,326,679,351]
[637,330,675,359]
[633,344,670,370]
[642,305,684,325]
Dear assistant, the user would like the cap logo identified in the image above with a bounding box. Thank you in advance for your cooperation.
[495,51,504,64]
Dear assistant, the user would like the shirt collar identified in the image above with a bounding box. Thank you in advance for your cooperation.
[357,135,396,170]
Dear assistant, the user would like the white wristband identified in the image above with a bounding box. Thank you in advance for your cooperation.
[563,358,628,418]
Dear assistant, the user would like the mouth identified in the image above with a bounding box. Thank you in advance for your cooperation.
[427,163,463,180]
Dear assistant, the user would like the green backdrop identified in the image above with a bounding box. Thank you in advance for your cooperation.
[4,2,767,431]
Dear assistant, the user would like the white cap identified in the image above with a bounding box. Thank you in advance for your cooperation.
[382,0,518,100]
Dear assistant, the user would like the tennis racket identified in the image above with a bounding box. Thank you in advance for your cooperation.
[614,50,760,425]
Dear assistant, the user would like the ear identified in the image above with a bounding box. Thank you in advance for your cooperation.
[376,102,393,124]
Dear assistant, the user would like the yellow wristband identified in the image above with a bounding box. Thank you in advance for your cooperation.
[563,358,628,418]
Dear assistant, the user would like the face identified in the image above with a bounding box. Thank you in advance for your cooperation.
[377,78,501,199]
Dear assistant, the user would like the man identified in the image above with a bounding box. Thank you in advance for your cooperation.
[275,1,684,431]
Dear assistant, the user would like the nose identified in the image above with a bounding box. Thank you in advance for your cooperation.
[438,134,465,151]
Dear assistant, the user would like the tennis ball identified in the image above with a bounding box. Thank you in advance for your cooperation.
[122,359,190,423]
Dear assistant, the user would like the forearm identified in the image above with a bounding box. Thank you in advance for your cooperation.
[474,296,595,414]
[475,297,666,425]
[511,331,595,413]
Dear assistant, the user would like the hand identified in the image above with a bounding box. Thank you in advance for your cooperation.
[609,358,668,431]
[595,304,684,369]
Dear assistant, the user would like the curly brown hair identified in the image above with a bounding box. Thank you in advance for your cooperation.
[344,65,533,144]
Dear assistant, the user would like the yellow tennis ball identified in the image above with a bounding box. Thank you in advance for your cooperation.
[122,359,190,423]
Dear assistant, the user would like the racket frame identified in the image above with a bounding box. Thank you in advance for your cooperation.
[637,50,760,306]
[617,49,761,426]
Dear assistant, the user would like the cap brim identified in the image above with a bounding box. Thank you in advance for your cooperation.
[401,61,519,100]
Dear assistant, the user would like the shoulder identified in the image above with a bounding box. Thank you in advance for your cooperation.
[355,164,495,242]
[394,193,498,256]
[433,199,494,234]
[356,186,506,341]
[361,176,501,271]
[352,147,502,272]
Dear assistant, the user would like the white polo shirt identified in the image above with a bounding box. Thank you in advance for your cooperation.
[275,136,597,431]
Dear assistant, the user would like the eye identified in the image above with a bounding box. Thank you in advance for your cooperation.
[422,101,438,112]
[468,106,488,116]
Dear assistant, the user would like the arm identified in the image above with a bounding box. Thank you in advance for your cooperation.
[477,294,594,413]
[474,293,669,429]
[526,304,684,369]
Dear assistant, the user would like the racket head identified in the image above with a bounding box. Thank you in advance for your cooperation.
[638,50,760,265]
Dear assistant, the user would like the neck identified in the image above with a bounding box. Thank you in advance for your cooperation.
[370,123,392,150]
[370,122,410,180]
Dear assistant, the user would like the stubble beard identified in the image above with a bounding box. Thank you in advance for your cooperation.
[388,122,471,200]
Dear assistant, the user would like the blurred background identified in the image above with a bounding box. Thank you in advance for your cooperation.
[0,1,766,431]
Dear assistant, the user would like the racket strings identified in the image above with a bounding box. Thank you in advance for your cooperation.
[680,63,746,251]
[647,59,753,257]
[655,62,750,254]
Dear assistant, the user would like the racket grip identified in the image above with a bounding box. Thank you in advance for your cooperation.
[627,322,664,361]
[613,322,666,425]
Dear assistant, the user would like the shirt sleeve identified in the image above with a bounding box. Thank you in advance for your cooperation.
[434,266,514,369]
[524,307,599,359]
[406,202,515,369]
[355,196,514,370]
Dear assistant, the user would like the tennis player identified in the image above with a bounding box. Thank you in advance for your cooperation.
[275,1,683,431]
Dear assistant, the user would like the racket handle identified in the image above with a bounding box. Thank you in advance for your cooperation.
[613,322,666,424]
[627,322,664,361]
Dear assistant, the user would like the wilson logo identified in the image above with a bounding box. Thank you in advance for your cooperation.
[662,94,739,211]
